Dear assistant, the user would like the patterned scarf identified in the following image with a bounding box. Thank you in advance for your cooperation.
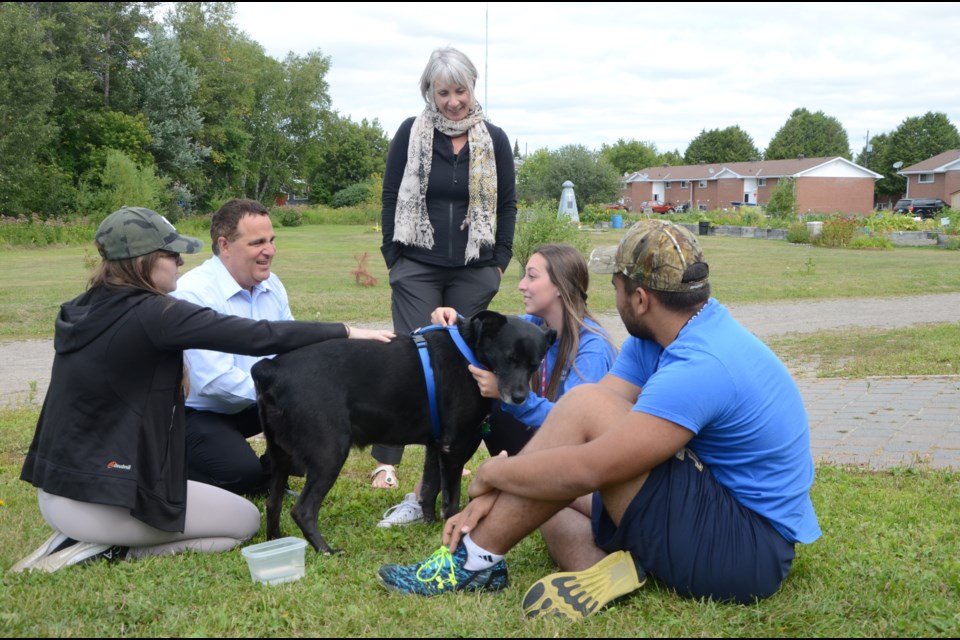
[393,102,498,264]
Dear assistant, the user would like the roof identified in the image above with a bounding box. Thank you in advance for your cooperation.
[624,156,881,182]
[899,149,960,174]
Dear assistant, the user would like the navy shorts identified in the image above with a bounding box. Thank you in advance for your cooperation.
[592,448,796,604]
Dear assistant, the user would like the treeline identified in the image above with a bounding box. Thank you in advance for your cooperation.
[0,2,389,221]
[3,2,958,222]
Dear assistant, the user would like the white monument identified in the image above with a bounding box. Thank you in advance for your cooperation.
[558,180,579,223]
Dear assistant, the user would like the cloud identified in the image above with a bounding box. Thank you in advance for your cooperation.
[231,1,960,155]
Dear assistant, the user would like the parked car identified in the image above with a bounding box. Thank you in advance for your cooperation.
[638,201,677,214]
[893,198,948,219]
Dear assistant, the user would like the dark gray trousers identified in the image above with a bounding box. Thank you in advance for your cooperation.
[371,256,502,466]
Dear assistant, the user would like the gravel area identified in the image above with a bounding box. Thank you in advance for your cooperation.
[3,293,960,407]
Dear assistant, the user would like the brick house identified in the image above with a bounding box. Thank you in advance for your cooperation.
[897,150,960,209]
[621,156,882,215]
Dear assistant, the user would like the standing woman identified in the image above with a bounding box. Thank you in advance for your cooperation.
[12,207,393,573]
[372,45,517,489]
[377,244,618,527]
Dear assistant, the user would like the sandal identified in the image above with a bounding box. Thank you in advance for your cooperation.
[370,464,398,489]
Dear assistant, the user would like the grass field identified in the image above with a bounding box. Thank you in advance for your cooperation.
[1,226,958,636]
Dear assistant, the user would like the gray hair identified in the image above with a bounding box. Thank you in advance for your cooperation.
[419,46,478,106]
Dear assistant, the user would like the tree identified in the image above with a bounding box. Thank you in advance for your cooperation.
[599,139,659,176]
[683,126,760,164]
[516,145,620,211]
[169,3,334,207]
[305,114,389,204]
[765,108,851,160]
[871,112,960,200]
[245,49,333,203]
[0,3,61,215]
[513,139,521,159]
[657,149,684,167]
[134,24,209,194]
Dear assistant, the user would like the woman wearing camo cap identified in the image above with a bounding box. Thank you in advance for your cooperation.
[12,206,393,573]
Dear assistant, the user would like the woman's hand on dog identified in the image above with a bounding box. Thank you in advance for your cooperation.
[468,364,500,399]
[430,307,460,326]
[345,327,395,342]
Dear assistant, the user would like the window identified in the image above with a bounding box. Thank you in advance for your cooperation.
[919,173,934,183]
[679,180,689,188]
[698,180,707,188]
[758,178,767,187]
[665,182,671,189]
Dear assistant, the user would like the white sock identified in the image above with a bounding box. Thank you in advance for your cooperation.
[461,533,503,571]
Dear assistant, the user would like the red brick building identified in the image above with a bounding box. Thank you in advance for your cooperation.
[621,156,881,215]
[898,150,960,209]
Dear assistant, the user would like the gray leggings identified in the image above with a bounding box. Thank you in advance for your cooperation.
[37,481,260,559]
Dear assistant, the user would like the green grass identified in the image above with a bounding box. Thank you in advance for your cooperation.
[1,405,957,637]
[2,224,959,636]
[2,225,960,341]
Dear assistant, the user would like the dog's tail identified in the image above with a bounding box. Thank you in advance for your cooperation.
[251,359,281,437]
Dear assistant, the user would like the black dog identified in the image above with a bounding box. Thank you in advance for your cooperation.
[251,310,556,555]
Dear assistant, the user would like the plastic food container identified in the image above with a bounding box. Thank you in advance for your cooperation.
[241,537,308,585]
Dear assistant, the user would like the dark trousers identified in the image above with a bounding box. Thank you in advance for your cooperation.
[482,403,535,457]
[372,257,502,466]
[185,405,303,496]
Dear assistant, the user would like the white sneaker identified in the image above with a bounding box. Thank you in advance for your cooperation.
[32,542,126,573]
[9,531,74,573]
[377,492,424,528]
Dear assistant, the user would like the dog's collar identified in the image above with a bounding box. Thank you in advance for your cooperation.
[411,324,487,371]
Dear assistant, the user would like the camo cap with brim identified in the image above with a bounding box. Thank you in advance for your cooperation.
[588,219,709,292]
[95,206,203,260]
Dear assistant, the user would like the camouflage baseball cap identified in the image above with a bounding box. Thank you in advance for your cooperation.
[95,207,203,261]
[588,219,709,292]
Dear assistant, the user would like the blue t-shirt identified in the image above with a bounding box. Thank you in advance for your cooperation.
[609,298,821,544]
[501,315,617,428]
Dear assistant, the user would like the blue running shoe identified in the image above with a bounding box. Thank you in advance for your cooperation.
[377,545,508,596]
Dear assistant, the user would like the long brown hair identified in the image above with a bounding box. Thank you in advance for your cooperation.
[88,245,188,395]
[532,244,616,400]
[88,244,167,295]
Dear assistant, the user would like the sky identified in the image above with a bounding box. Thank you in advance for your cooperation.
[220,2,960,158]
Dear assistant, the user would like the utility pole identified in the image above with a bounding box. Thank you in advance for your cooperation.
[485,3,489,115]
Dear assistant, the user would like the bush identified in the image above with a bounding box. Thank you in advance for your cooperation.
[786,222,810,244]
[273,206,304,227]
[849,235,894,250]
[512,202,590,274]
[578,204,609,225]
[0,213,95,247]
[815,217,859,247]
[766,178,796,220]
[329,182,372,208]
[78,149,167,223]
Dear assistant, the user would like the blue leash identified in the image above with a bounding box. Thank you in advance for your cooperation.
[412,324,487,441]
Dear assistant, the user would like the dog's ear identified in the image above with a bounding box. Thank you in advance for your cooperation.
[470,310,507,332]
[542,327,558,347]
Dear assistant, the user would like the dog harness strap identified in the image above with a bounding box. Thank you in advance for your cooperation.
[412,324,487,371]
[446,326,486,370]
[412,333,442,441]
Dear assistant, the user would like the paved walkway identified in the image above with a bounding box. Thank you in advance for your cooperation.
[3,294,959,470]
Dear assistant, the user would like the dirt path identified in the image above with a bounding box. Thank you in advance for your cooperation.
[3,293,960,407]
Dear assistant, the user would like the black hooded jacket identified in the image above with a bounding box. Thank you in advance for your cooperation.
[20,285,348,532]
[379,116,517,271]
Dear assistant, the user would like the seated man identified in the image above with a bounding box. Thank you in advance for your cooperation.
[377,219,821,620]
[171,198,297,495]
